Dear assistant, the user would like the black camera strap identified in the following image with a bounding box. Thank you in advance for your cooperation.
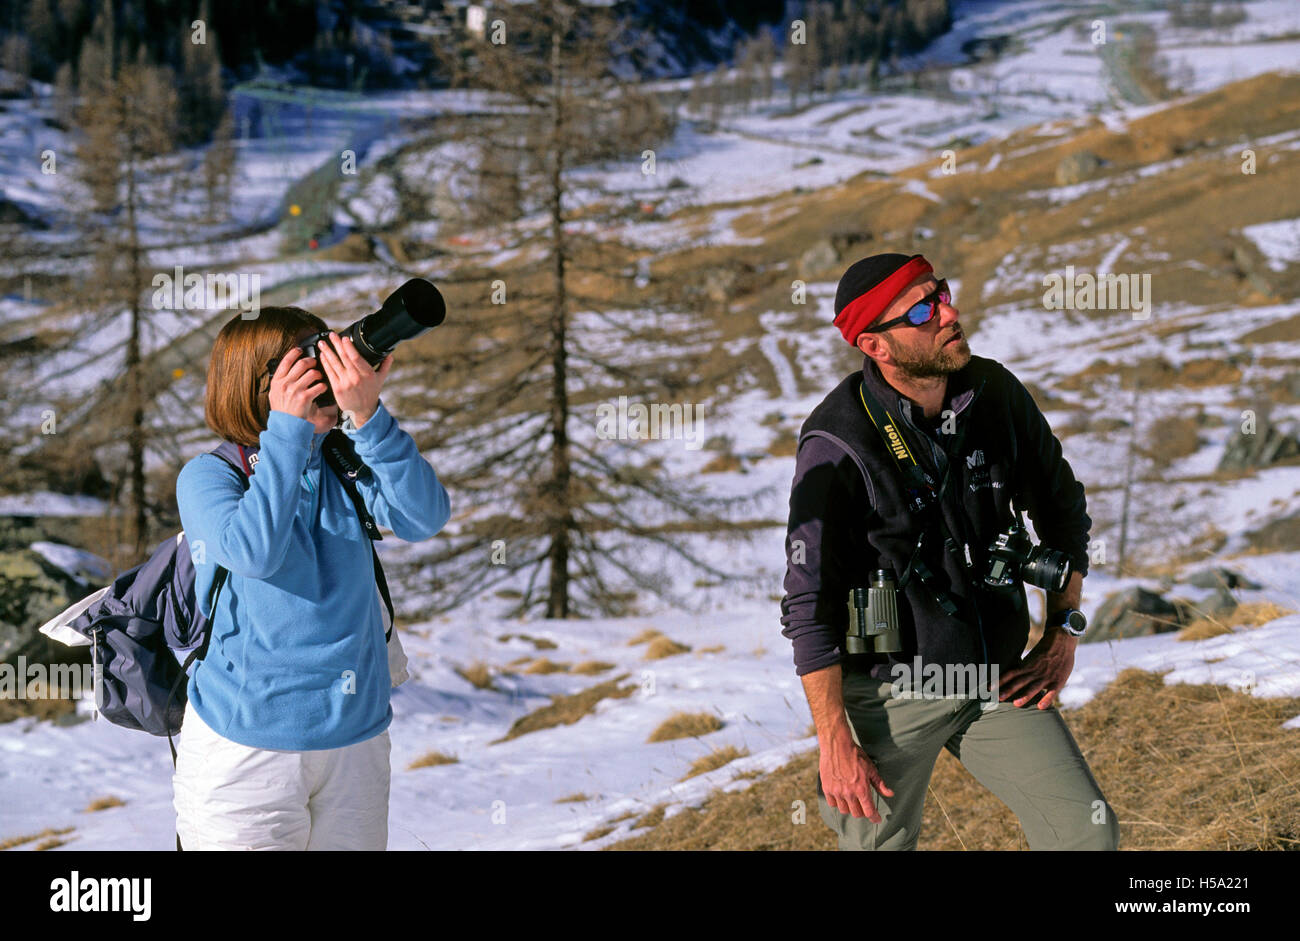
[857,379,979,616]
[321,429,394,638]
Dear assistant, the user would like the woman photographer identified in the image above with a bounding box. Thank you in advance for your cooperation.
[173,306,450,850]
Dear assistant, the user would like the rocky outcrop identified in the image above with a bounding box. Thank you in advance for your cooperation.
[1055,150,1102,186]
[1084,586,1188,643]
[0,548,90,667]
[1217,412,1300,471]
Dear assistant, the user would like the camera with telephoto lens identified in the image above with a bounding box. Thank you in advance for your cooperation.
[267,278,447,408]
[983,510,1072,593]
[845,568,903,655]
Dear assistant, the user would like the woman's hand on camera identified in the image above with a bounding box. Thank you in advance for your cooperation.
[317,330,393,429]
[268,347,327,423]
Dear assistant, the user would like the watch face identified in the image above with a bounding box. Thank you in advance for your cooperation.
[1065,610,1087,634]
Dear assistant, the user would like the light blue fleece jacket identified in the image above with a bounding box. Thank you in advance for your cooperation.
[175,399,450,750]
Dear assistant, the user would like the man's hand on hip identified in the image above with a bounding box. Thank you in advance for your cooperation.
[997,627,1077,709]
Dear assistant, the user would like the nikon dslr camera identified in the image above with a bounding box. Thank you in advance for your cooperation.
[984,510,1072,593]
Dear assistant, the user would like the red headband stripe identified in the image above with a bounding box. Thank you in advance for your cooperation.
[834,256,934,344]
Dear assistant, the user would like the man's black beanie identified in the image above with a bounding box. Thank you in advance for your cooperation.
[834,253,915,317]
[833,252,932,344]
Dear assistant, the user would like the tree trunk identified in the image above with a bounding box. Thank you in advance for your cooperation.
[125,123,147,559]
[545,23,572,619]
[1117,375,1141,575]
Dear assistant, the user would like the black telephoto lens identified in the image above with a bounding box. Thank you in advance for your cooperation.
[298,279,447,408]
[1022,547,1072,593]
[341,279,446,366]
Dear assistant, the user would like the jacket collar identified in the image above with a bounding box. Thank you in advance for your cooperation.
[860,354,978,427]
[307,428,329,465]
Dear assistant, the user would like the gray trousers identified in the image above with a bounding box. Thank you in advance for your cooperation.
[818,673,1119,851]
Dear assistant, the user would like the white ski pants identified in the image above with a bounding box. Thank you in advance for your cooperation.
[173,701,391,850]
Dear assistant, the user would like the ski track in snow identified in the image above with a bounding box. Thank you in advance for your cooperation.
[757,319,801,402]
[1097,237,1131,276]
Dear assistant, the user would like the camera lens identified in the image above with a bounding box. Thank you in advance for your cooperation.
[1021,547,1072,593]
[349,279,445,364]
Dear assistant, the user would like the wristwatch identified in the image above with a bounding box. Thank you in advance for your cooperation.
[1047,608,1087,637]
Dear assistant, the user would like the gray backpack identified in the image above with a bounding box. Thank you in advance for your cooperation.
[39,430,394,763]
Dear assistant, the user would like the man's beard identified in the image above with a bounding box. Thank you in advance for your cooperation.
[884,333,971,379]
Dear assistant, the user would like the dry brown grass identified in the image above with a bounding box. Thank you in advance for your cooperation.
[648,711,725,743]
[84,796,125,812]
[628,628,664,645]
[634,804,668,829]
[408,750,459,769]
[697,645,726,654]
[497,633,558,650]
[583,825,616,842]
[644,636,692,660]
[494,675,637,743]
[1177,601,1295,641]
[555,793,593,804]
[571,660,616,675]
[1239,314,1300,344]
[1057,357,1243,394]
[1139,414,1203,466]
[701,453,743,474]
[766,434,798,458]
[0,826,75,850]
[522,658,570,674]
[455,662,496,690]
[610,669,1300,850]
[683,745,751,780]
[0,677,77,724]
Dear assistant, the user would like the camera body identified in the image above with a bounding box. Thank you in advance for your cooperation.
[266,278,446,409]
[983,511,1072,593]
[845,568,903,655]
[287,327,362,410]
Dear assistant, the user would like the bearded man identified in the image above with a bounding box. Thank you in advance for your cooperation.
[779,252,1119,851]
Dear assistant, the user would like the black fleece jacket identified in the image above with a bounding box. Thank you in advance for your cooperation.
[779,353,1091,685]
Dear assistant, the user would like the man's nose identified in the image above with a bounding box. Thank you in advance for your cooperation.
[936,300,960,329]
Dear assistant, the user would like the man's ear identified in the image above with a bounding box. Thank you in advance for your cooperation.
[857,331,891,365]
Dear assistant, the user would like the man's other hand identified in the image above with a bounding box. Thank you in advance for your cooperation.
[821,726,895,822]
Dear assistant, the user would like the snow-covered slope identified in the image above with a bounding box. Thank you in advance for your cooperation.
[4,0,1300,850]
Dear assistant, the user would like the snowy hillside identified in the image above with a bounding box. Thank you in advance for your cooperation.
[3,0,1300,850]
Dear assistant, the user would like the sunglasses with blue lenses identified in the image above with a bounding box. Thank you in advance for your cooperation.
[864,278,952,333]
